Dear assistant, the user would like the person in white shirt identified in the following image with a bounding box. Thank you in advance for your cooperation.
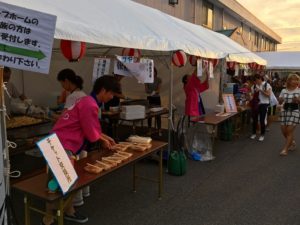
[250,74,272,141]
[3,67,26,115]
[56,69,86,109]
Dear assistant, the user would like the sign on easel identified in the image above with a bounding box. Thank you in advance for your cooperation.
[0,2,56,74]
[37,134,78,194]
[222,94,237,113]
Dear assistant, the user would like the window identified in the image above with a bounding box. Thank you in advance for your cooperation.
[239,23,243,34]
[248,28,251,41]
[261,36,264,50]
[202,0,214,29]
[254,31,259,46]
[266,39,270,50]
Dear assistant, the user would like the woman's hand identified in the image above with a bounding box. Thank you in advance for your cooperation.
[101,138,112,150]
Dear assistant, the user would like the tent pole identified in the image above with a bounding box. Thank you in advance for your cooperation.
[167,52,174,171]
[0,66,8,224]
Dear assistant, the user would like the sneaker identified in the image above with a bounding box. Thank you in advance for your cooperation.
[250,134,256,140]
[258,136,264,141]
[64,211,88,223]
[83,192,90,198]
[73,200,84,207]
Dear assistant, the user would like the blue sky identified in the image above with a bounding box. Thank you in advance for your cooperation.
[236,0,300,51]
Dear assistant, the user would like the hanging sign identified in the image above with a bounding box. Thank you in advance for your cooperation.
[135,58,154,83]
[0,2,56,74]
[114,55,154,83]
[234,63,239,77]
[92,58,111,83]
[209,61,214,78]
[197,59,202,77]
[37,133,78,194]
[222,94,237,113]
[113,55,136,77]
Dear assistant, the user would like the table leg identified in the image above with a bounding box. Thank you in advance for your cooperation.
[24,195,31,225]
[57,199,64,225]
[211,125,216,153]
[132,163,136,193]
[158,149,163,200]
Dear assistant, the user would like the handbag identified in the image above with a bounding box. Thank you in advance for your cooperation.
[270,91,278,106]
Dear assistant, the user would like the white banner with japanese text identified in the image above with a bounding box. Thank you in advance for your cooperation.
[0,2,56,74]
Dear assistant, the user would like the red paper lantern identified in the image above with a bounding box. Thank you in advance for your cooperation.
[172,50,187,67]
[189,55,200,66]
[248,62,258,70]
[122,48,141,58]
[60,40,86,62]
[227,61,236,70]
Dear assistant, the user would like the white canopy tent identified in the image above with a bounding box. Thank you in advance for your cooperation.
[2,0,266,65]
[256,51,300,70]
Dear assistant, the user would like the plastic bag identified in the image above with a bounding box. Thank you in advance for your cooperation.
[184,123,214,161]
[270,91,278,106]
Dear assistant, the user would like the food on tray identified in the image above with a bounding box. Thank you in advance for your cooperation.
[95,160,111,170]
[84,163,103,174]
[127,135,152,144]
[6,116,43,129]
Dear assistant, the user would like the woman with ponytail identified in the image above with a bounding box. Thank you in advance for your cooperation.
[57,68,86,109]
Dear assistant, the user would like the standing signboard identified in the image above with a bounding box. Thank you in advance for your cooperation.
[37,134,78,195]
[0,2,56,74]
[222,94,237,113]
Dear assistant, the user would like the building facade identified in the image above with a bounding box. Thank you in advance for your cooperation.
[133,0,281,52]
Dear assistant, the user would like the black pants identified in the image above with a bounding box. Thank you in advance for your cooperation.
[252,104,269,135]
[147,95,161,129]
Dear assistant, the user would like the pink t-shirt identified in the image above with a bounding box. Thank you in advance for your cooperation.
[52,96,102,154]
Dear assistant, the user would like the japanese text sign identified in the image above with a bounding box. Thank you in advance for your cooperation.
[114,55,154,83]
[0,2,56,74]
[37,133,78,194]
[92,57,111,83]
[222,94,237,113]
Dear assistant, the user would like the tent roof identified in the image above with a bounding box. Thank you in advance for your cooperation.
[256,51,300,70]
[2,0,265,65]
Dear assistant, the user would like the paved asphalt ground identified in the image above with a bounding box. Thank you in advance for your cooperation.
[10,121,300,225]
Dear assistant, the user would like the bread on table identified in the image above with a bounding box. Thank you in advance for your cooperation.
[84,163,103,174]
[101,158,118,167]
[116,151,133,157]
[95,160,111,170]
[129,145,147,152]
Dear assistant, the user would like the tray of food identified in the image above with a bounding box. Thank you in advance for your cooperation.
[6,116,51,130]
